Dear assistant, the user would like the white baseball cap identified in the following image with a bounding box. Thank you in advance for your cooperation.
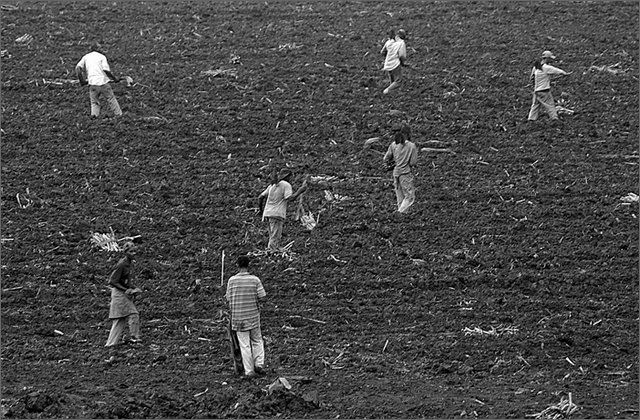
[542,50,556,59]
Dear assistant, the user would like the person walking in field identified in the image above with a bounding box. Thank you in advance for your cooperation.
[258,168,308,250]
[380,28,407,94]
[383,124,418,213]
[226,255,267,378]
[527,50,571,122]
[105,243,142,346]
[75,42,123,118]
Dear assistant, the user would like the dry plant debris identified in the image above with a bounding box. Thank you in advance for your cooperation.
[462,325,519,337]
[526,393,578,419]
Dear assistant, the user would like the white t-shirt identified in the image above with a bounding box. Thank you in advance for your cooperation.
[260,181,292,220]
[76,51,112,86]
[381,38,406,71]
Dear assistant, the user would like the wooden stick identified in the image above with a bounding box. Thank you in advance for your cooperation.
[420,147,454,153]
[194,388,208,398]
[289,315,327,325]
[118,235,142,242]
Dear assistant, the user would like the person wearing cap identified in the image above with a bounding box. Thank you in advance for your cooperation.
[105,243,142,346]
[225,255,267,378]
[383,124,418,213]
[75,42,123,118]
[527,50,570,122]
[380,28,408,94]
[258,168,308,250]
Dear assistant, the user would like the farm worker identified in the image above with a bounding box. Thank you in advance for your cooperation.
[527,50,570,122]
[258,168,308,250]
[105,242,142,346]
[226,255,267,378]
[380,28,407,94]
[75,42,123,118]
[383,124,418,213]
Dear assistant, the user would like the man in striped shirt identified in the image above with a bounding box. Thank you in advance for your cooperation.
[226,255,267,377]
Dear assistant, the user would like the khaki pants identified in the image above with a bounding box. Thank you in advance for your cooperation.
[236,326,265,376]
[528,90,558,121]
[267,217,284,250]
[105,314,140,346]
[89,84,122,117]
[394,173,415,213]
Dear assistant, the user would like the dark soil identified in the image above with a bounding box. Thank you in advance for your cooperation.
[1,1,638,418]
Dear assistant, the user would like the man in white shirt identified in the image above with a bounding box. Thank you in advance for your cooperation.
[258,169,307,250]
[380,29,407,94]
[527,50,570,122]
[75,43,123,118]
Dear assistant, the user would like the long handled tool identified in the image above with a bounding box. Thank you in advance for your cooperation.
[220,250,225,287]
[227,316,245,375]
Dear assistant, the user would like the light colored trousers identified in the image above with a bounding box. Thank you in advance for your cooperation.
[89,84,122,117]
[394,173,415,213]
[528,90,558,121]
[105,314,140,346]
[236,326,265,375]
[267,217,284,250]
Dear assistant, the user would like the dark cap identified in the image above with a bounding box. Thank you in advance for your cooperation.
[279,168,293,180]
[237,255,250,268]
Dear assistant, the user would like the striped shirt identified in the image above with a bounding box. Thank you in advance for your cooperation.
[226,272,266,331]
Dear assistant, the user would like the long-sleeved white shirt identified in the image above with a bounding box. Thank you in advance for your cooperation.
[531,64,567,92]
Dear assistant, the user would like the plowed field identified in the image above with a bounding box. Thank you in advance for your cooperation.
[1,1,638,418]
